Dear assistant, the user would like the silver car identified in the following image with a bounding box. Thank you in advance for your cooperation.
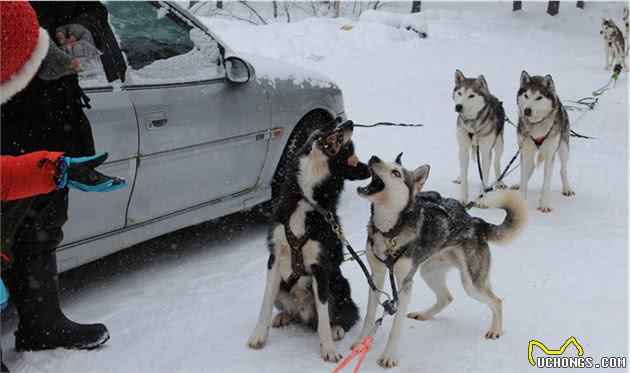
[58,1,344,271]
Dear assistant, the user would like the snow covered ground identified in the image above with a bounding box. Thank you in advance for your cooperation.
[2,2,628,372]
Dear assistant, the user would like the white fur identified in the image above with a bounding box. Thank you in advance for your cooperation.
[1,29,49,104]
[297,143,329,201]
[517,88,554,124]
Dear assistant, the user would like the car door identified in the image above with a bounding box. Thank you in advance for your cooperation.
[63,56,138,244]
[104,2,271,225]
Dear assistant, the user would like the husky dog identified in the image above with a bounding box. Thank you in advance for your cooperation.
[247,120,370,362]
[354,154,526,368]
[453,70,506,205]
[514,71,575,213]
[600,18,628,71]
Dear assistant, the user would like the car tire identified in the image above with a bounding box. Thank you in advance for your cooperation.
[256,110,333,219]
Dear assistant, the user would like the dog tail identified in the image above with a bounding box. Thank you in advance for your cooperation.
[483,191,527,245]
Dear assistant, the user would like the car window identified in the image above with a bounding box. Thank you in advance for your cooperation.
[104,1,223,85]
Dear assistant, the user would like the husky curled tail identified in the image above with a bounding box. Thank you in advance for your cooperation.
[482,191,528,245]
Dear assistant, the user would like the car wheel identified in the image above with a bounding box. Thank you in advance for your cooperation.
[258,110,333,219]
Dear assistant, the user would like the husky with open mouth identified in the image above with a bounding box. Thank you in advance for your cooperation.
[354,154,527,368]
[247,120,370,362]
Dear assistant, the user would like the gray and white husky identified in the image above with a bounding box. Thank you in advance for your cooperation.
[600,18,628,71]
[513,71,575,213]
[453,70,506,205]
[354,154,527,368]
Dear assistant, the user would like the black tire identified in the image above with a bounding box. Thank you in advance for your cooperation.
[256,110,333,219]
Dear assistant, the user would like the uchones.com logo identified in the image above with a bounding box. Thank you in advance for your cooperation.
[528,337,627,369]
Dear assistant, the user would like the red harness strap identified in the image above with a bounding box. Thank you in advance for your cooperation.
[532,136,546,147]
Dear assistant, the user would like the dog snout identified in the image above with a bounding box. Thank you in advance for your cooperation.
[368,156,381,165]
[524,107,532,117]
[455,104,463,113]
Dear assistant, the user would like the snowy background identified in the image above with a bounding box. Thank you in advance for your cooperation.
[2,1,628,372]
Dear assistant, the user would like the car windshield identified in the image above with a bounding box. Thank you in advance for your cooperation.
[99,1,223,85]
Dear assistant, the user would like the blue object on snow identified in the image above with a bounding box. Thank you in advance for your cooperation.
[0,279,8,312]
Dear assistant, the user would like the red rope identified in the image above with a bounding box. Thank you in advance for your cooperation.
[332,336,373,373]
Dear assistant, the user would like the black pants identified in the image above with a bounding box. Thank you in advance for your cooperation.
[1,189,69,267]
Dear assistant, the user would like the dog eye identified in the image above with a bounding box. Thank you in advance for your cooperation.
[391,170,401,178]
[535,96,543,101]
[524,94,529,99]
[468,94,475,98]
[457,92,462,96]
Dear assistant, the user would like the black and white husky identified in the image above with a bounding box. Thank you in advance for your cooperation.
[600,18,628,71]
[247,120,370,362]
[354,154,527,368]
[513,71,575,213]
[453,70,506,206]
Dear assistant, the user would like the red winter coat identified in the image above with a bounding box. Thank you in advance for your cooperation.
[0,151,63,201]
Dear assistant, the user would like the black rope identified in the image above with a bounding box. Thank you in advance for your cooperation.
[353,122,424,128]
[465,148,521,210]
[570,129,597,139]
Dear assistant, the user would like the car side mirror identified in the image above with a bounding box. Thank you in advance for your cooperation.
[225,56,254,84]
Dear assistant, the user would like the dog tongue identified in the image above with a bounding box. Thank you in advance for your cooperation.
[347,154,359,167]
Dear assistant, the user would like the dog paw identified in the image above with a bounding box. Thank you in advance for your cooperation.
[332,325,345,341]
[407,312,431,321]
[378,351,399,368]
[271,312,291,328]
[495,181,507,190]
[537,205,552,213]
[475,202,488,209]
[509,184,520,190]
[247,333,267,350]
[452,177,461,184]
[562,189,575,197]
[485,329,502,340]
[321,347,342,363]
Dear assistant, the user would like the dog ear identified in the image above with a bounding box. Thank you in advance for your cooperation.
[455,70,465,85]
[477,75,489,91]
[413,164,430,192]
[395,152,403,165]
[520,71,531,87]
[542,74,555,91]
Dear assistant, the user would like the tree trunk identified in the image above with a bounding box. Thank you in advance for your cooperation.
[513,1,522,11]
[216,1,223,10]
[411,1,422,13]
[547,1,560,16]
[272,1,278,18]
[334,0,340,18]
[576,1,584,9]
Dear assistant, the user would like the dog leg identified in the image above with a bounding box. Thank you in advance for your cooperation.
[311,264,341,363]
[458,140,470,204]
[558,141,574,197]
[538,148,555,213]
[408,257,453,321]
[493,136,507,189]
[515,145,535,197]
[459,245,503,339]
[378,259,415,368]
[351,260,386,349]
[248,255,282,349]
[475,142,493,208]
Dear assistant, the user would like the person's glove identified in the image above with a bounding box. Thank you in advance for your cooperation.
[56,152,127,192]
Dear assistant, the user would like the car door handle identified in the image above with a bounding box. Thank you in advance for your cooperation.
[145,112,168,130]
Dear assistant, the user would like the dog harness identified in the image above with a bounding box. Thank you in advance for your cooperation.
[370,192,472,267]
[282,224,309,291]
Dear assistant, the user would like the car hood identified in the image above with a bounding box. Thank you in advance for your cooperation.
[232,53,338,90]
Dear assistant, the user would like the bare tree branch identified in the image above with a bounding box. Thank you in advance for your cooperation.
[238,1,268,25]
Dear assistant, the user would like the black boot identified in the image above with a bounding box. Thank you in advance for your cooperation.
[7,252,109,351]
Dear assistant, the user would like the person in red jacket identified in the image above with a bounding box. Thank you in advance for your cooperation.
[0,3,126,371]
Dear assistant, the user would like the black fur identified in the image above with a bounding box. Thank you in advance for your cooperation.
[269,124,369,332]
